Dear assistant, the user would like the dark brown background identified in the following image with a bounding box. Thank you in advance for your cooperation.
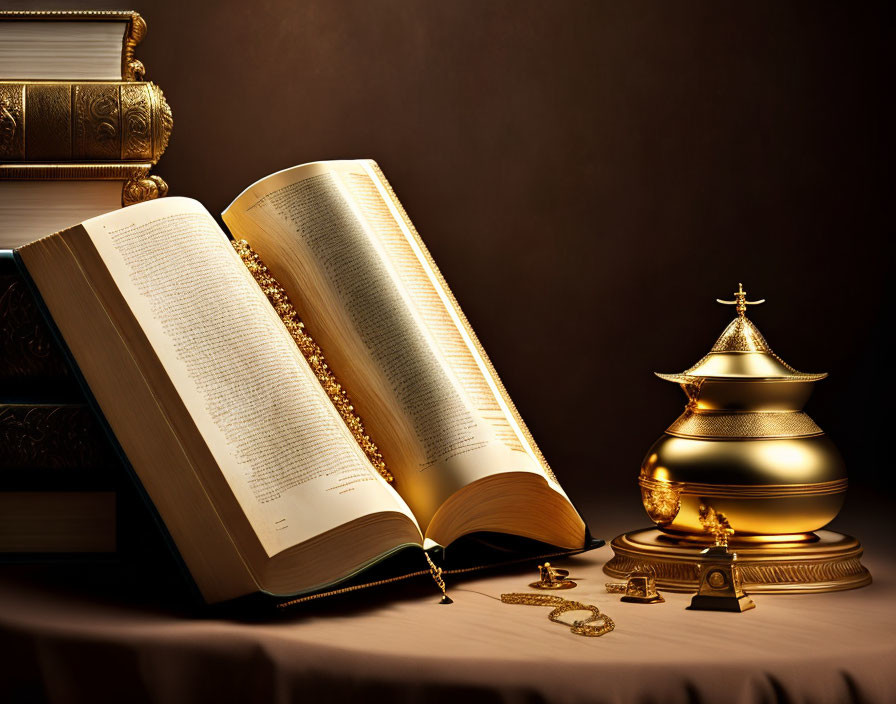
[8,0,891,532]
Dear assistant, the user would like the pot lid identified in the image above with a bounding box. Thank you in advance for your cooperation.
[656,284,827,383]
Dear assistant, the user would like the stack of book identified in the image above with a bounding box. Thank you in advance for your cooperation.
[0,10,172,559]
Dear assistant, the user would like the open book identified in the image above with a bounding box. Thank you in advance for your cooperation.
[17,160,590,605]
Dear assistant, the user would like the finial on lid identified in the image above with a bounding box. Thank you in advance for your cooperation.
[716,283,765,317]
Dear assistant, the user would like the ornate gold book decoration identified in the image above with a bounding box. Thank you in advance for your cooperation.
[604,284,871,594]
[0,268,69,381]
[0,403,112,470]
[0,81,171,205]
[0,82,171,163]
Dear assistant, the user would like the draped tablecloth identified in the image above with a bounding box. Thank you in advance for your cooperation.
[1,538,893,704]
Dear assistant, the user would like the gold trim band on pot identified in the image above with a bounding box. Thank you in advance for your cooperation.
[639,475,848,500]
[665,409,824,439]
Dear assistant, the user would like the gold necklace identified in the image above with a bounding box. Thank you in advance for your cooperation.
[501,593,615,637]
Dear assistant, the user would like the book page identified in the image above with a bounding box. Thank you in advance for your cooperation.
[350,162,556,477]
[0,20,126,80]
[224,163,569,530]
[82,197,420,557]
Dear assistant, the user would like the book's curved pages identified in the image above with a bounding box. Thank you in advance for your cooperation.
[17,161,594,605]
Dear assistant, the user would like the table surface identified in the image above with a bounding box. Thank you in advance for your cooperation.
[1,532,894,704]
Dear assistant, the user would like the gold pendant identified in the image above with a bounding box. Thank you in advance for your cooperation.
[606,569,665,604]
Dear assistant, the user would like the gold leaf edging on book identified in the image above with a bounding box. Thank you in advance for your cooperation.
[231,239,393,484]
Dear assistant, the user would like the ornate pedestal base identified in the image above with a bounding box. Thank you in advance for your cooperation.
[604,528,871,594]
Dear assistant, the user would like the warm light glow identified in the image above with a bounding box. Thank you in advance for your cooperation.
[756,443,816,480]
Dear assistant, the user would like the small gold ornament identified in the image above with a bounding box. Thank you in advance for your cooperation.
[606,568,665,604]
[530,562,576,590]
[687,506,756,612]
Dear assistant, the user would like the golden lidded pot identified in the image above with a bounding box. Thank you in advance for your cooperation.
[639,284,847,542]
[606,284,869,593]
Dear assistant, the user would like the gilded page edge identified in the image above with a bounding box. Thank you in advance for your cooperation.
[361,161,559,485]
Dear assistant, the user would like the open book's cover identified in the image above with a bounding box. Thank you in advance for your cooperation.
[14,251,601,612]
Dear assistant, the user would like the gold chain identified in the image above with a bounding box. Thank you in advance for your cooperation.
[501,593,615,637]
[274,547,587,609]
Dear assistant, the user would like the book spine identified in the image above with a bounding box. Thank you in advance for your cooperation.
[0,81,172,164]
[0,265,72,384]
[0,403,114,470]
[0,490,117,554]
